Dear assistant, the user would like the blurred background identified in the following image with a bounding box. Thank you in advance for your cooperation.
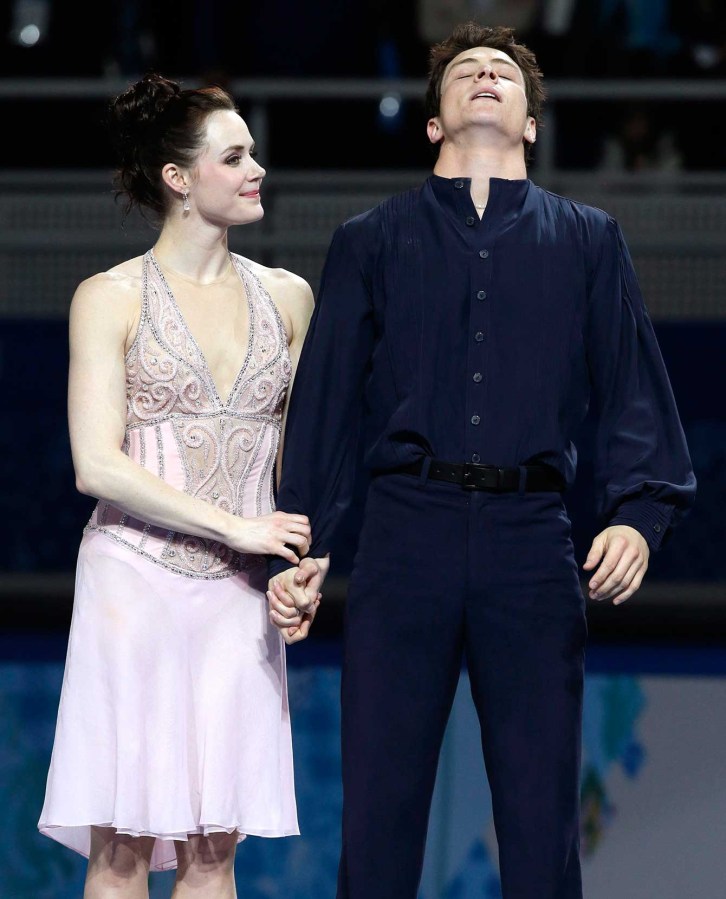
[1,1,725,897]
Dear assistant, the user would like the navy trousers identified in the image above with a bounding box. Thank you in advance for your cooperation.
[336,471,586,899]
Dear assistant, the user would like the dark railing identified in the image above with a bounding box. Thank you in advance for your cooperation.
[3,77,726,178]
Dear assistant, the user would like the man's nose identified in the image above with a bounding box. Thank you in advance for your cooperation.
[476,64,498,82]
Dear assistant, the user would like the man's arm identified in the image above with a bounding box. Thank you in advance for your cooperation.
[582,215,696,602]
[266,219,376,634]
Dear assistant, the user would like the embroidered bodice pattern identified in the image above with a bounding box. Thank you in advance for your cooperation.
[86,250,292,578]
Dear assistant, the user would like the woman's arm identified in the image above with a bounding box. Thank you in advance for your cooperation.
[68,273,309,564]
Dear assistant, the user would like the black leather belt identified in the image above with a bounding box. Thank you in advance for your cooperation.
[399,458,564,493]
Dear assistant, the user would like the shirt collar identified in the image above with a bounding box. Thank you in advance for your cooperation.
[427,174,532,233]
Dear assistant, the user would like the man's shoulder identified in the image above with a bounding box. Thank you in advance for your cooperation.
[532,182,614,228]
[530,183,618,253]
[339,183,425,236]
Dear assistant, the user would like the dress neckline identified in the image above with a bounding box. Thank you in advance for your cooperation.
[148,249,255,409]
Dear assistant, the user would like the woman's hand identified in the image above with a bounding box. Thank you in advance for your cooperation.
[228,512,311,564]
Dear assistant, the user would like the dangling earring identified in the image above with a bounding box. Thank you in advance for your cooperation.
[182,190,190,213]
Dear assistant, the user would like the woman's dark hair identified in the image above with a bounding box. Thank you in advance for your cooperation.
[425,22,545,163]
[108,73,237,220]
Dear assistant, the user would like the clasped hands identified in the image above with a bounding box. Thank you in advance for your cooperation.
[267,556,330,645]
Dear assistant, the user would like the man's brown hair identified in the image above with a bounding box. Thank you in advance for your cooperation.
[425,22,545,161]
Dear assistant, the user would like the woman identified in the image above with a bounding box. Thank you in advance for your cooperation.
[38,73,319,897]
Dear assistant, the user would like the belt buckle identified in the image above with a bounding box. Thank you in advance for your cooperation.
[462,462,480,490]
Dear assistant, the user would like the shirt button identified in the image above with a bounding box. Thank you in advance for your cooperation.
[466,216,475,226]
[474,331,484,342]
[654,523,662,533]
[477,290,487,300]
[471,453,481,463]
[454,180,464,189]
[479,249,489,259]
[471,415,481,425]
[473,372,482,383]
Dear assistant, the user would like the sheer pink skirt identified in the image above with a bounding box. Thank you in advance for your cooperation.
[38,530,298,871]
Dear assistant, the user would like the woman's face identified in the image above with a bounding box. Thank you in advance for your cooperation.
[188,110,266,226]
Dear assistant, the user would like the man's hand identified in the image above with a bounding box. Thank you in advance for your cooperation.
[583,525,650,605]
[267,556,330,644]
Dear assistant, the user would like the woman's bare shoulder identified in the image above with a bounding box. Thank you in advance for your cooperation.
[242,256,313,308]
[69,257,146,346]
[72,255,145,307]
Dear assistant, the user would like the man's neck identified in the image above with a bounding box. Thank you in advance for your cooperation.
[433,142,528,212]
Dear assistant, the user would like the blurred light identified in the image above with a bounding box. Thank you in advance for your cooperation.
[379,93,401,119]
[19,24,41,46]
[9,0,49,47]
[693,44,720,70]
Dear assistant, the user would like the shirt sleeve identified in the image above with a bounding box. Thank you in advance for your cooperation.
[268,221,375,578]
[585,215,696,552]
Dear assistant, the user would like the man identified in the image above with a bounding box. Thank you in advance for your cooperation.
[266,22,695,899]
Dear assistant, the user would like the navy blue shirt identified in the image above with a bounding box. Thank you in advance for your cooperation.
[269,175,695,575]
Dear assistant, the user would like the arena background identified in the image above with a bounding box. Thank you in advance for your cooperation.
[1,1,725,896]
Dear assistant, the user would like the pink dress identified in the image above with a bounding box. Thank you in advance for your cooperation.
[38,250,299,870]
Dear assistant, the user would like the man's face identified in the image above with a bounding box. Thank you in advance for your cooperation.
[428,46,536,150]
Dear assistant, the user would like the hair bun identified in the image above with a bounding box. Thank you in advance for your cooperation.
[109,73,183,148]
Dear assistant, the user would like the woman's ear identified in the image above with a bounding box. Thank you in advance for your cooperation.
[160,163,188,195]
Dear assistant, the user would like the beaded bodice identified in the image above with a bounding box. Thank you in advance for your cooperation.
[86,250,292,578]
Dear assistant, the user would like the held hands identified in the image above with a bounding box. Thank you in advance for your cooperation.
[583,525,650,605]
[267,556,330,645]
[229,512,311,565]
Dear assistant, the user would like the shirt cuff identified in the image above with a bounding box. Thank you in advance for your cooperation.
[267,555,296,580]
[608,497,675,552]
